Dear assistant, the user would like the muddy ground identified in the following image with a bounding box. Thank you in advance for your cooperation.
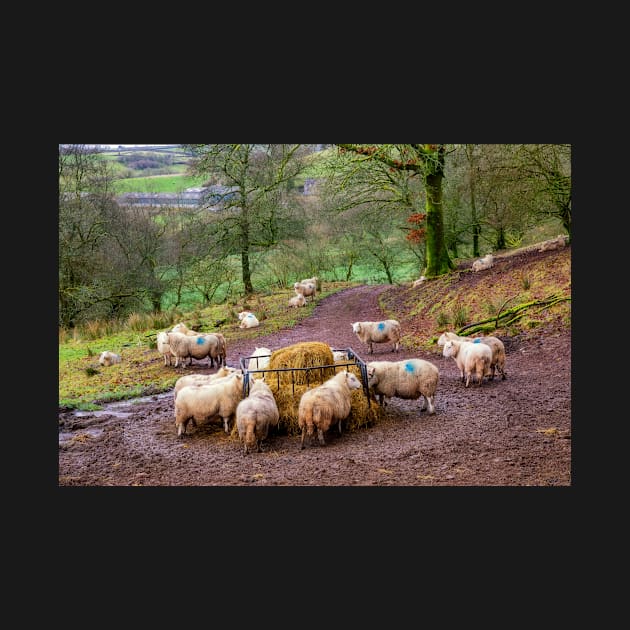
[58,268,571,487]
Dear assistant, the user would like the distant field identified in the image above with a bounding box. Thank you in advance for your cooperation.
[113,174,207,194]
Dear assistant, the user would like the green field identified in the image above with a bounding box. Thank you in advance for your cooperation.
[113,174,207,194]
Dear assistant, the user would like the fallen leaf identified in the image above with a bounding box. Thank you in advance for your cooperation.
[536,428,560,436]
[252,473,264,479]
[417,474,435,480]
[377,468,393,474]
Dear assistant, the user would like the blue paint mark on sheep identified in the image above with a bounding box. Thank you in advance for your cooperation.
[473,338,481,343]
[247,314,254,318]
[378,322,386,331]
[196,336,205,345]
[405,362,414,373]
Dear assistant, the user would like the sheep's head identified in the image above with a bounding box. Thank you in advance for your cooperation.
[442,340,459,358]
[345,371,362,390]
[351,322,361,334]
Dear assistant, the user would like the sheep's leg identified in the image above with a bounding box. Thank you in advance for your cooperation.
[223,416,230,433]
[465,372,471,388]
[368,342,373,354]
[317,427,326,446]
[426,396,435,415]
[338,420,342,435]
[420,397,427,412]
[177,419,188,438]
[300,426,308,449]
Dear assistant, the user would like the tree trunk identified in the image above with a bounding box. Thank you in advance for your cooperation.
[423,151,455,277]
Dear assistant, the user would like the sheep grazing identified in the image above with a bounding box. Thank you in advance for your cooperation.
[288,293,306,308]
[238,311,260,328]
[293,281,317,302]
[173,365,240,401]
[298,370,362,449]
[366,359,439,415]
[332,350,349,362]
[351,320,401,354]
[472,254,494,272]
[174,371,244,437]
[249,347,271,370]
[166,331,224,368]
[99,351,121,367]
[235,377,280,455]
[442,339,492,387]
[437,331,506,380]
[156,331,173,366]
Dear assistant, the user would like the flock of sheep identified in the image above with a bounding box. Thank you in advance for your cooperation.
[97,274,508,455]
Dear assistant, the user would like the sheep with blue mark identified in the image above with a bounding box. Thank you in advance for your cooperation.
[166,331,223,368]
[366,358,439,414]
[173,365,240,401]
[437,331,506,380]
[351,319,401,354]
[238,311,260,329]
[442,338,493,387]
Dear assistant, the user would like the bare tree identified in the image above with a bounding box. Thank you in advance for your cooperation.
[183,144,311,294]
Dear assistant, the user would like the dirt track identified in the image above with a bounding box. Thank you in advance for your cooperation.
[59,278,571,486]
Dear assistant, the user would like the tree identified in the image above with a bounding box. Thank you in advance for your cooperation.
[334,144,455,277]
[183,144,311,294]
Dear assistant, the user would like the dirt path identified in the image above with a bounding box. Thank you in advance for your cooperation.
[58,285,571,486]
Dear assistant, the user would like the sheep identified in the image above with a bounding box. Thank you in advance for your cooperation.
[412,276,427,288]
[442,339,492,387]
[301,276,321,291]
[166,331,223,368]
[238,311,260,328]
[156,331,173,366]
[437,331,506,380]
[298,370,362,449]
[172,322,198,335]
[99,351,121,366]
[351,320,401,354]
[235,377,280,455]
[472,254,494,272]
[288,293,306,308]
[174,371,244,437]
[366,359,439,415]
[293,281,316,302]
[173,365,240,401]
[248,347,271,371]
[539,234,567,252]
[332,350,349,362]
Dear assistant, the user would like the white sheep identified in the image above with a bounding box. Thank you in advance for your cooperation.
[248,347,271,371]
[172,322,198,335]
[442,339,492,387]
[238,311,260,328]
[235,377,280,455]
[437,331,506,380]
[300,276,320,291]
[166,331,223,368]
[173,365,240,400]
[293,281,316,302]
[332,350,349,362]
[288,293,306,308]
[538,235,567,252]
[298,370,362,449]
[174,371,244,437]
[412,276,427,287]
[366,359,439,414]
[471,254,494,272]
[156,331,173,366]
[99,351,121,366]
[351,320,401,354]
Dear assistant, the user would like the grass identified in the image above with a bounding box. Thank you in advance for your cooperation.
[112,174,206,194]
[59,282,354,410]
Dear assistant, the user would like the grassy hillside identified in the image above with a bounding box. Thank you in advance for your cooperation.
[58,245,570,410]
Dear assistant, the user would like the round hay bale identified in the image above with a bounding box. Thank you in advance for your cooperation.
[268,341,335,386]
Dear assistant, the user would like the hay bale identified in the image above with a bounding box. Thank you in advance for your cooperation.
[268,341,336,386]
[267,362,385,436]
